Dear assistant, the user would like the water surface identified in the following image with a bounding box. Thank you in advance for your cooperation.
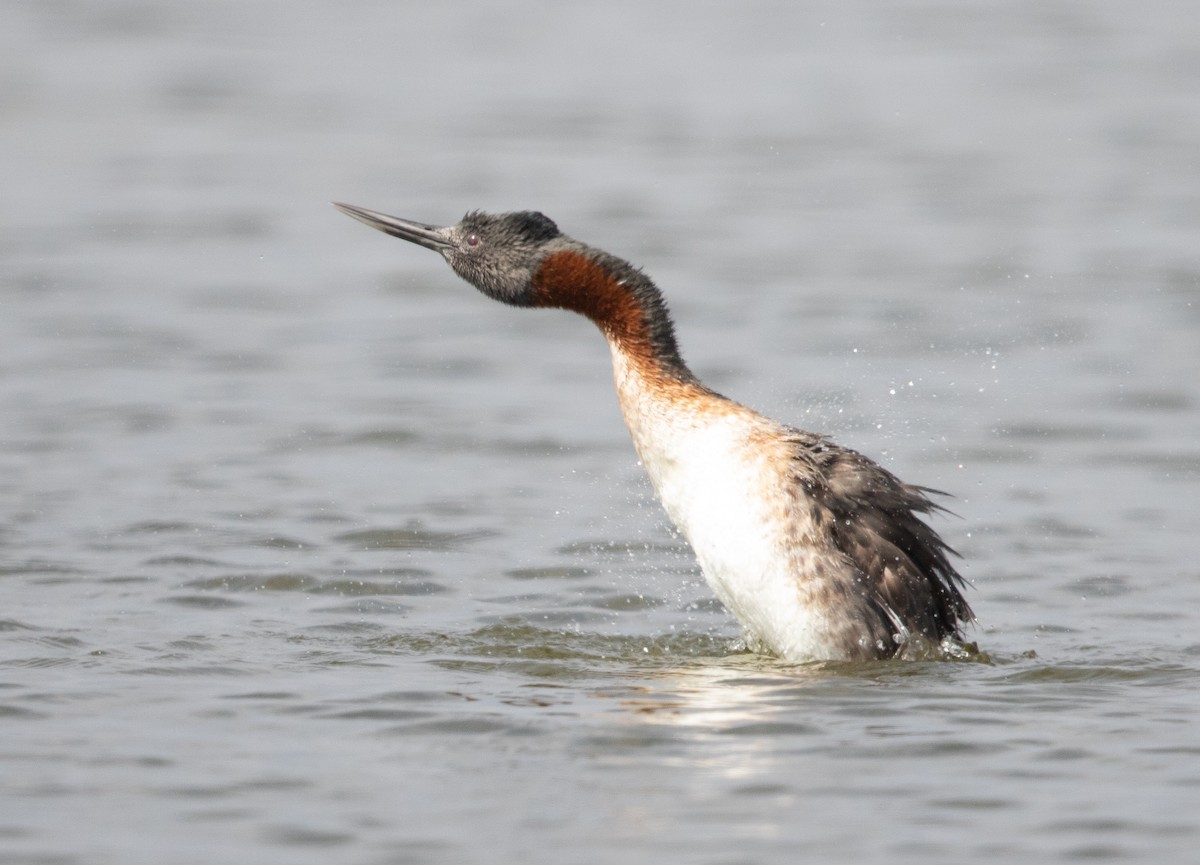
[2,1,1199,863]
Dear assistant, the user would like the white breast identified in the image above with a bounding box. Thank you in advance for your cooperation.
[609,346,848,662]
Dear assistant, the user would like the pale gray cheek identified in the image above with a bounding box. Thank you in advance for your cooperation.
[449,260,480,285]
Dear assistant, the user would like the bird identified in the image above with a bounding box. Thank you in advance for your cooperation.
[333,202,974,662]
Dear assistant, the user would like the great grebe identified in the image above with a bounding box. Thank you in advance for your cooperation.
[334,203,973,662]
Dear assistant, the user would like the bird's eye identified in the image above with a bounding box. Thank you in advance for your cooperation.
[465,234,481,247]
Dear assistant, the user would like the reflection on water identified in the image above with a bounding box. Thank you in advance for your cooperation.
[3,0,1200,862]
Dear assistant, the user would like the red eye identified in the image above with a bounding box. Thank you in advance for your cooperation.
[466,234,481,247]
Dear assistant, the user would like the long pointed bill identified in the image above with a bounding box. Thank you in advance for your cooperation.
[332,202,453,251]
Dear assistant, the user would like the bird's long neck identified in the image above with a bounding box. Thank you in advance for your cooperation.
[529,247,697,386]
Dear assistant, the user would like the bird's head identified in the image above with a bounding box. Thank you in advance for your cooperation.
[334,203,562,307]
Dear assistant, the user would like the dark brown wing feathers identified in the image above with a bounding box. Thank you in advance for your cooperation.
[787,429,973,650]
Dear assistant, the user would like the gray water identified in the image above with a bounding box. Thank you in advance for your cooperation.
[3,1,1200,862]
